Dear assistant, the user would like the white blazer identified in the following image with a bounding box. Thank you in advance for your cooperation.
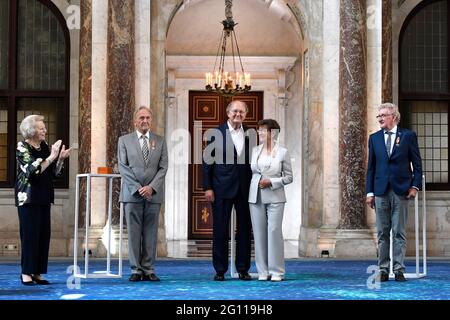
[248,144,293,204]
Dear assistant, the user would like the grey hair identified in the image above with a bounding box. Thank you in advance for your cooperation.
[19,115,44,139]
[134,106,153,120]
[379,102,401,123]
[226,100,249,113]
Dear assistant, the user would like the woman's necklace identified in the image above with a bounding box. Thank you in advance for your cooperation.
[26,139,41,150]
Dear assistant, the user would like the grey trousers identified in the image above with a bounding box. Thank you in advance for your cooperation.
[124,201,161,275]
[375,188,409,274]
[249,201,285,278]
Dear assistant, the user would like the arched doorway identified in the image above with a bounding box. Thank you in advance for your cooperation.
[164,0,305,247]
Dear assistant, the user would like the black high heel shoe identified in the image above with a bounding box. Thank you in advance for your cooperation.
[31,275,50,285]
[21,274,35,286]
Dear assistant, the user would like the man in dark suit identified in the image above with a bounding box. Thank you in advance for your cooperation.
[366,102,422,282]
[203,100,254,281]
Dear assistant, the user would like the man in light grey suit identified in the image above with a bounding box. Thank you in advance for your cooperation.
[118,106,168,282]
[249,119,293,282]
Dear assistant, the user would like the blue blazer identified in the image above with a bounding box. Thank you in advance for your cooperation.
[366,127,422,197]
[202,123,253,200]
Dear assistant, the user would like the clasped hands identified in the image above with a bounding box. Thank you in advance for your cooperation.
[259,178,271,189]
[139,185,153,201]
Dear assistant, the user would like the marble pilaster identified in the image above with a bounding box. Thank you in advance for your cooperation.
[335,0,377,257]
[106,0,135,225]
[78,0,92,227]
[382,0,393,102]
[149,0,180,257]
[366,0,382,228]
[135,0,151,108]
[338,0,367,229]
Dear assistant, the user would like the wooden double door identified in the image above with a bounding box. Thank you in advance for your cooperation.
[188,91,264,239]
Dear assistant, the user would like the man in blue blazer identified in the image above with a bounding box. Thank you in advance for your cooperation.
[203,100,254,281]
[366,103,422,282]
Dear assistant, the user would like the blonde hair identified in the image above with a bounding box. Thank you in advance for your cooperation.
[379,102,401,123]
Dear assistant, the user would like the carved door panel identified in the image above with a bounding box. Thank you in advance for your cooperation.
[188,91,263,239]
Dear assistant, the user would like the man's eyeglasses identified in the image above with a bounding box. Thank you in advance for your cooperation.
[376,114,393,119]
[230,109,246,114]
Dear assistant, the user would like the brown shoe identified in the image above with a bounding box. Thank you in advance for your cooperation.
[129,273,142,282]
[142,273,160,281]
[394,272,407,282]
[379,272,389,282]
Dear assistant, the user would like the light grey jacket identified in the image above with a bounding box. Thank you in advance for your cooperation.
[118,131,168,203]
[248,144,293,204]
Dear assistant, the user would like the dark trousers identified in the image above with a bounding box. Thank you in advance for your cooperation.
[18,204,51,275]
[212,193,252,275]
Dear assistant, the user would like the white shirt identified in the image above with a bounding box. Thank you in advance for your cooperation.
[227,121,244,156]
[136,130,150,149]
[384,125,397,156]
[257,152,273,173]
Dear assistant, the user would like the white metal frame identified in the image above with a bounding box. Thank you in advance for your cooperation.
[73,173,124,279]
[389,175,427,279]
[230,207,258,279]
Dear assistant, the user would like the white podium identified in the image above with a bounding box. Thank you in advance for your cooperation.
[389,174,427,279]
[73,173,124,279]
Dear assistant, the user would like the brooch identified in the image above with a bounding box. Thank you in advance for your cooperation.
[150,140,156,150]
[396,136,400,145]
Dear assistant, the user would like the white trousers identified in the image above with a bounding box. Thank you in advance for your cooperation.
[249,201,285,277]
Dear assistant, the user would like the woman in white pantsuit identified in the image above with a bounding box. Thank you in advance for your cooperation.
[249,119,293,281]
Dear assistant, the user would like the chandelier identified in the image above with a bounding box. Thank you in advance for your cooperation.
[205,0,251,97]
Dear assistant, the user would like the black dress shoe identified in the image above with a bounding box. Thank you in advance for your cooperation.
[20,275,35,286]
[394,272,407,282]
[214,274,225,281]
[238,272,252,280]
[129,273,142,282]
[31,275,50,285]
[142,273,160,282]
[379,272,389,282]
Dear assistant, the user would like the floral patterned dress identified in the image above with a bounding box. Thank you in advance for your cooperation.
[14,141,63,207]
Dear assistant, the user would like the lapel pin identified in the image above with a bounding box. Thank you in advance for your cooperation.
[150,140,156,150]
[396,136,400,145]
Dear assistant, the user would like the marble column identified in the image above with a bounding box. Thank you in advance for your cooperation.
[149,0,180,257]
[366,0,382,229]
[382,0,393,102]
[338,0,367,229]
[335,0,377,257]
[78,0,92,227]
[106,0,135,225]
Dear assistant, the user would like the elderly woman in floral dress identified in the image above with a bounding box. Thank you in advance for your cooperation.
[16,115,71,285]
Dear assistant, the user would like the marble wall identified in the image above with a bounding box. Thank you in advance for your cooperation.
[392,0,450,257]
[2,0,449,260]
[78,0,92,227]
[106,0,135,225]
[0,0,80,257]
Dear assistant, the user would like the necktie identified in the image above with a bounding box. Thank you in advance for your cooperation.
[385,131,393,157]
[141,135,149,164]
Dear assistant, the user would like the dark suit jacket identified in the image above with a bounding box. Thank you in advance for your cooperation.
[366,127,422,197]
[202,123,253,199]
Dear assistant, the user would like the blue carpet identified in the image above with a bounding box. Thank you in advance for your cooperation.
[1,259,449,300]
